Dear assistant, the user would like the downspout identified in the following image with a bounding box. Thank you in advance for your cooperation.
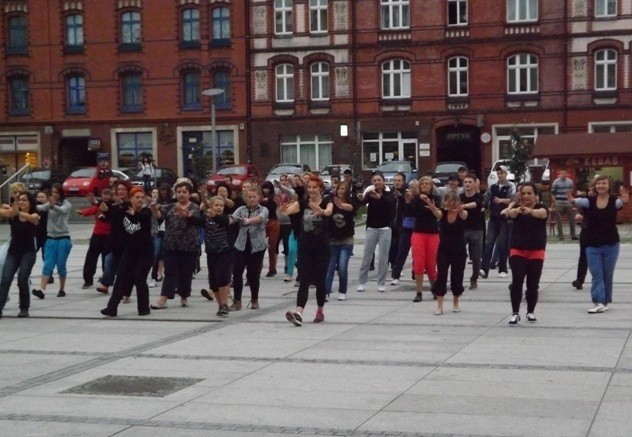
[245,0,253,163]
[351,0,359,176]
[562,0,569,134]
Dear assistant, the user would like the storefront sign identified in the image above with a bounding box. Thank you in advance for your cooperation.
[584,156,619,166]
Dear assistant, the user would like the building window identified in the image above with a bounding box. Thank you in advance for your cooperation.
[182,71,201,110]
[382,59,411,98]
[381,0,410,29]
[181,8,200,46]
[310,0,328,33]
[65,14,84,51]
[362,131,418,169]
[448,56,468,97]
[595,49,617,91]
[507,53,538,94]
[595,0,616,17]
[590,122,632,133]
[281,134,332,170]
[211,7,231,46]
[494,125,555,160]
[213,71,232,109]
[120,11,141,49]
[507,0,537,22]
[275,0,293,35]
[122,74,142,113]
[8,77,29,115]
[275,64,294,102]
[117,132,153,169]
[7,15,28,55]
[448,0,468,26]
[310,62,330,101]
[67,75,86,114]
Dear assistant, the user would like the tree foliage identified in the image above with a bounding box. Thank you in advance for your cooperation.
[507,130,532,184]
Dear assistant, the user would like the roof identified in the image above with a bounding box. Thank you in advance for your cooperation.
[533,132,632,157]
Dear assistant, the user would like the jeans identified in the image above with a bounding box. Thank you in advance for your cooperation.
[464,229,483,281]
[100,253,115,286]
[391,228,412,280]
[326,243,353,295]
[0,250,35,313]
[586,243,619,305]
[555,200,576,238]
[481,218,509,274]
[151,233,165,280]
[358,227,391,286]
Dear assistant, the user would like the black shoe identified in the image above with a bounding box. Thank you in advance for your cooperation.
[200,289,214,301]
[413,293,423,302]
[572,280,583,290]
[57,290,66,297]
[220,304,229,315]
[265,269,277,277]
[571,236,579,241]
[48,276,54,284]
[17,310,29,318]
[100,307,117,317]
[81,283,93,289]
[138,309,151,316]
[32,289,45,299]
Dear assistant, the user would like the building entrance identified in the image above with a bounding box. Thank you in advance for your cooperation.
[435,125,481,177]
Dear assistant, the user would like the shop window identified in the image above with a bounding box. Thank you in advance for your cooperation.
[382,59,411,99]
[8,77,30,115]
[182,71,202,110]
[65,14,84,53]
[121,74,142,113]
[120,11,141,51]
[67,75,86,114]
[212,71,232,109]
[281,134,332,170]
[7,15,28,55]
[507,53,538,94]
[211,7,230,47]
[116,132,153,169]
[381,0,410,30]
[181,8,200,48]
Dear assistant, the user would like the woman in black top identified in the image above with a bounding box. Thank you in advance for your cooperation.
[506,183,548,324]
[0,192,40,318]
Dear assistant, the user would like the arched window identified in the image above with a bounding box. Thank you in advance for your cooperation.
[213,71,232,109]
[67,75,86,113]
[595,49,617,91]
[507,53,538,94]
[310,62,330,101]
[447,56,468,97]
[275,64,294,102]
[8,76,30,115]
[121,73,142,112]
[382,59,411,98]
[182,71,201,109]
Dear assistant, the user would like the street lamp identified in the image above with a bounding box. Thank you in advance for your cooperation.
[202,88,224,174]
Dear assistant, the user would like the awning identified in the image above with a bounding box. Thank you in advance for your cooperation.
[533,132,632,157]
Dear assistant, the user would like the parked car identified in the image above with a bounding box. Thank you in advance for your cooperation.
[376,160,417,187]
[487,159,532,188]
[206,164,262,192]
[319,164,351,188]
[265,163,312,182]
[127,167,178,191]
[62,167,128,197]
[432,161,468,187]
[19,168,67,193]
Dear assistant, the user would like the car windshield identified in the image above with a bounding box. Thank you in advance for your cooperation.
[117,169,136,178]
[22,170,50,181]
[69,168,96,178]
[270,165,301,174]
[378,162,410,172]
[218,166,247,176]
[435,163,463,173]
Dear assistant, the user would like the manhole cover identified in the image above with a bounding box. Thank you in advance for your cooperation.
[62,375,204,397]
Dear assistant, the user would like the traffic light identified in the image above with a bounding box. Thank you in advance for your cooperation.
[25,152,38,167]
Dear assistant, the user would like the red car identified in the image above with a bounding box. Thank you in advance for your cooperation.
[62,167,128,196]
[206,164,262,192]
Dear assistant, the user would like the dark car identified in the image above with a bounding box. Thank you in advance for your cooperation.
[206,164,262,192]
[376,160,417,186]
[19,168,67,193]
[128,167,178,191]
[432,161,468,187]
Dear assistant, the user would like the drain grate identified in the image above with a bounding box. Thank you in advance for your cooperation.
[62,375,204,397]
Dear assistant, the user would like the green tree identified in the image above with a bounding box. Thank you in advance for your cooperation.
[507,130,532,184]
[188,142,213,185]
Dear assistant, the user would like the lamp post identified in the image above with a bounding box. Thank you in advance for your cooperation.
[202,88,224,174]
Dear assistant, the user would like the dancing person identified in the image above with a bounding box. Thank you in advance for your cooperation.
[78,189,112,289]
[261,181,281,277]
[0,192,40,318]
[390,179,418,285]
[568,176,628,313]
[356,171,395,293]
[32,183,72,299]
[432,191,468,315]
[388,172,407,270]
[409,176,442,302]
[150,179,201,309]
[506,183,548,324]
[460,173,484,290]
[100,187,153,317]
[325,180,357,301]
[283,176,333,326]
[551,170,577,240]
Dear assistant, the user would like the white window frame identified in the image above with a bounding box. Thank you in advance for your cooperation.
[274,0,293,35]
[309,0,328,33]
[507,53,538,94]
[275,64,294,102]
[507,0,538,22]
[589,122,632,133]
[280,134,332,171]
[382,59,411,99]
[594,49,617,91]
[448,0,468,26]
[381,0,410,30]
[595,0,617,17]
[448,56,468,97]
[492,124,557,163]
[310,62,330,101]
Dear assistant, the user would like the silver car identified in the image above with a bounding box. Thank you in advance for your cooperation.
[265,163,312,182]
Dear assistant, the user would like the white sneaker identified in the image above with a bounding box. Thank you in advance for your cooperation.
[390,279,399,285]
[149,279,157,288]
[498,272,508,278]
[357,284,365,292]
[378,285,386,292]
[338,293,346,301]
[588,303,606,314]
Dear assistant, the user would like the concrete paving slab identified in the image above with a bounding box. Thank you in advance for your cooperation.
[0,420,126,437]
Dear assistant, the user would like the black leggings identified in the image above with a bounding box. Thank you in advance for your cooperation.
[432,245,466,296]
[232,249,265,302]
[509,255,543,314]
[107,248,152,312]
[296,240,330,308]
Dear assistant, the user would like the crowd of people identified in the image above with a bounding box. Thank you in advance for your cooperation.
[0,165,628,324]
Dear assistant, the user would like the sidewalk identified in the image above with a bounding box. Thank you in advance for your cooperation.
[0,223,631,436]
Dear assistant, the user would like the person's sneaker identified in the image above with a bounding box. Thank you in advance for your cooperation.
[498,272,508,278]
[526,313,537,322]
[219,304,230,316]
[588,303,606,314]
[149,279,157,288]
[81,283,93,289]
[572,280,583,290]
[313,310,325,323]
[249,300,260,310]
[283,275,292,283]
[509,313,520,325]
[229,301,242,311]
[390,279,399,285]
[571,236,579,240]
[357,284,366,292]
[96,285,109,294]
[31,289,45,299]
[469,280,477,290]
[100,307,117,317]
[200,289,214,301]
[338,293,346,301]
[285,311,303,326]
[17,310,29,318]
[479,269,488,279]
[377,285,386,292]
[57,290,66,297]
[413,293,423,302]
[265,270,277,277]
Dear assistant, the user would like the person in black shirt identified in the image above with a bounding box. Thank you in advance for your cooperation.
[460,174,484,290]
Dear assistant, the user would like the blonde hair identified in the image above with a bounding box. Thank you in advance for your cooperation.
[209,195,225,206]
[418,176,435,194]
[9,182,27,194]
[443,190,461,206]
